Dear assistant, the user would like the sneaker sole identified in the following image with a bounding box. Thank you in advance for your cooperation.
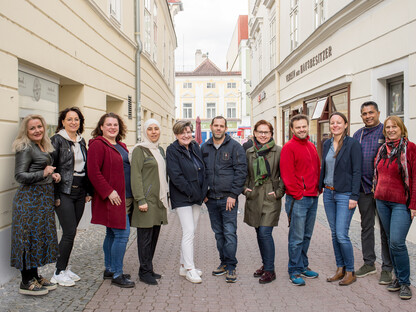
[19,288,48,296]
[300,274,319,279]
[226,279,237,283]
[387,287,400,292]
[399,295,412,300]
[185,276,202,284]
[289,279,305,286]
[43,284,58,291]
[180,269,203,277]
[379,280,393,285]
[356,269,376,278]
[50,277,75,287]
[68,276,81,282]
[212,271,227,276]
[112,281,136,288]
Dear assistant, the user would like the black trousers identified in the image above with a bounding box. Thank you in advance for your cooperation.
[137,226,161,277]
[21,252,39,284]
[55,187,86,271]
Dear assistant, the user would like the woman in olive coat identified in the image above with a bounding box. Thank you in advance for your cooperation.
[130,119,168,286]
[244,120,285,284]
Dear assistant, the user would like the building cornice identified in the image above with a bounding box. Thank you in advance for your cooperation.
[277,0,383,74]
[250,69,276,97]
[263,0,275,10]
[249,17,263,39]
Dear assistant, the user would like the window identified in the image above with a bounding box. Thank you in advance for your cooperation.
[270,16,276,69]
[290,0,299,51]
[314,0,325,28]
[227,82,236,88]
[183,82,192,88]
[144,1,151,53]
[388,76,404,118]
[110,0,121,23]
[183,103,192,119]
[227,102,236,118]
[153,2,158,62]
[206,102,216,119]
[207,82,216,88]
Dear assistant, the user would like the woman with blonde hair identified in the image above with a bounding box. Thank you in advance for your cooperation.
[11,115,60,296]
[374,115,416,300]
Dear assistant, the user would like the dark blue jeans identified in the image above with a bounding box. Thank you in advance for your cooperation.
[376,199,413,285]
[103,214,130,278]
[323,189,355,271]
[255,226,275,271]
[206,197,238,271]
[285,195,318,275]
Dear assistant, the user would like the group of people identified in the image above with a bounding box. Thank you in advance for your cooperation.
[9,102,415,301]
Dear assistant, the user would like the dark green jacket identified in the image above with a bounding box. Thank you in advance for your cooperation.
[244,144,285,227]
[130,146,168,228]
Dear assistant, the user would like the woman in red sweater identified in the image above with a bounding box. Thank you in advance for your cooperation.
[374,115,416,300]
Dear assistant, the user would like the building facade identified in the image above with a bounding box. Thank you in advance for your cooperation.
[175,54,242,143]
[0,0,178,284]
[248,0,279,140]
[276,0,416,240]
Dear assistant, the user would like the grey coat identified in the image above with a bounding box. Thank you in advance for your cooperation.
[244,144,285,227]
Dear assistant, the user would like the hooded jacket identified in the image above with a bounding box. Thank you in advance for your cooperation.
[87,136,128,229]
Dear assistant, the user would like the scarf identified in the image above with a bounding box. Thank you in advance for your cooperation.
[373,137,410,205]
[253,137,275,186]
[129,119,169,209]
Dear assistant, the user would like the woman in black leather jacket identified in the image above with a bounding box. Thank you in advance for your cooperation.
[49,107,92,287]
[11,114,60,296]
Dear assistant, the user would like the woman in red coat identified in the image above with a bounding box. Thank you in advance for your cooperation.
[87,113,134,288]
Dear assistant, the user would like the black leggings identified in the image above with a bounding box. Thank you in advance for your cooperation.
[21,252,39,284]
[55,187,85,271]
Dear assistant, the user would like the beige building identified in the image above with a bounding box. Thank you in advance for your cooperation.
[0,0,178,284]
[276,0,416,240]
[175,53,242,143]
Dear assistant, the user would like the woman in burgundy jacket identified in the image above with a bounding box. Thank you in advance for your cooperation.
[374,115,416,300]
[87,113,134,288]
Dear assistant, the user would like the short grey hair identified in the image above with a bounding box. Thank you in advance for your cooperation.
[172,120,193,135]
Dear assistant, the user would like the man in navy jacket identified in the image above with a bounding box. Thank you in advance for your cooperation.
[201,116,247,283]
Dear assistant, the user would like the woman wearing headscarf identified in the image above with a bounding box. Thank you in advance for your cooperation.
[319,112,362,286]
[244,120,285,284]
[11,114,60,295]
[130,119,168,286]
[374,116,416,300]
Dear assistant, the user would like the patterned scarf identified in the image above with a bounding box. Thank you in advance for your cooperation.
[373,137,410,205]
[253,138,275,186]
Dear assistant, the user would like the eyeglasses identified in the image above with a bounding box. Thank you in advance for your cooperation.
[256,131,271,135]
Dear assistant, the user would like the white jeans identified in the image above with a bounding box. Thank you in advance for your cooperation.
[176,204,201,270]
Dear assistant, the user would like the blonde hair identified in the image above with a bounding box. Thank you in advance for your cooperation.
[383,115,408,139]
[12,114,54,153]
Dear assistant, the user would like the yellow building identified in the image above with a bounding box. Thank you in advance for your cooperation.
[0,0,178,284]
[175,53,242,143]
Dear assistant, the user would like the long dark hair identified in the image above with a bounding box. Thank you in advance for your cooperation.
[91,112,127,142]
[56,107,85,134]
[329,112,348,158]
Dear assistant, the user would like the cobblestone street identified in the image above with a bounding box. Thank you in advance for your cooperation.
[1,198,415,311]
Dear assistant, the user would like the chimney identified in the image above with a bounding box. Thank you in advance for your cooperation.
[195,49,202,68]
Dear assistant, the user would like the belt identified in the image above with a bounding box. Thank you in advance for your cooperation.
[325,185,335,191]
[72,185,79,189]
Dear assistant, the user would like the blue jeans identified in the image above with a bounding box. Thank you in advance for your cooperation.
[285,195,318,275]
[376,199,412,285]
[323,189,355,271]
[255,226,275,271]
[206,197,238,271]
[103,214,130,278]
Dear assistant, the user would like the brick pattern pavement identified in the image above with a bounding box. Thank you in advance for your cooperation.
[1,199,415,311]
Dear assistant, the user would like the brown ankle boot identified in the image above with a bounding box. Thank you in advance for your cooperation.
[339,271,356,286]
[327,267,345,282]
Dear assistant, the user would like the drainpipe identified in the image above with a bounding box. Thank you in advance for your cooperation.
[135,0,142,142]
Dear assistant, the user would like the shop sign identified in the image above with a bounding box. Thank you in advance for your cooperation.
[286,46,333,82]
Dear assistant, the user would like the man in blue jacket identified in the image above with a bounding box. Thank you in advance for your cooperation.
[201,116,247,283]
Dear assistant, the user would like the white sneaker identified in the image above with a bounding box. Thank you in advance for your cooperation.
[186,269,202,284]
[179,266,203,277]
[51,271,75,287]
[65,268,81,282]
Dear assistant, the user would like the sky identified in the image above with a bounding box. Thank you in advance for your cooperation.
[173,0,248,72]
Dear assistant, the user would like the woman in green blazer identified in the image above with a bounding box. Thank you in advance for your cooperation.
[130,119,168,286]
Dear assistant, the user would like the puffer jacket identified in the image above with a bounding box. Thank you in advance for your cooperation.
[201,134,247,199]
[51,133,93,198]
